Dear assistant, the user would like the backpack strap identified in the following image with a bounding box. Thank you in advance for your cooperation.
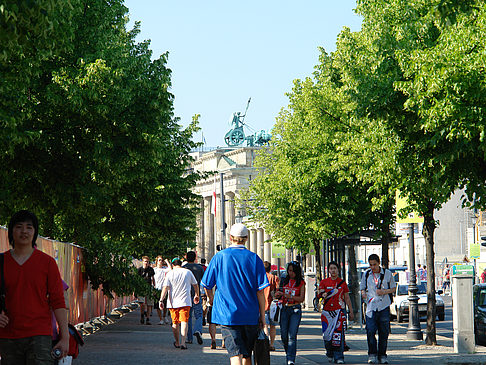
[364,269,371,291]
[0,253,5,312]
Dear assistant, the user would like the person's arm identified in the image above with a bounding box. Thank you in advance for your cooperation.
[205,287,214,305]
[257,289,266,327]
[159,286,168,308]
[52,308,69,357]
[344,292,354,321]
[192,284,200,304]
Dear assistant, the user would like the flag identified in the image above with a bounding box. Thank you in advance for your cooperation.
[211,175,217,215]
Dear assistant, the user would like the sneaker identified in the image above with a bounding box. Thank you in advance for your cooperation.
[368,355,377,364]
[194,331,203,345]
[158,320,164,325]
[211,341,216,349]
[163,317,170,324]
[145,318,151,325]
[336,360,345,364]
[186,340,192,344]
[327,356,334,363]
[379,356,388,364]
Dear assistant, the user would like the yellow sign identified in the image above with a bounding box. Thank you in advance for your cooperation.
[272,241,286,258]
[395,191,424,223]
[470,243,480,259]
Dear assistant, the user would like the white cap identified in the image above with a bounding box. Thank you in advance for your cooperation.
[229,223,248,237]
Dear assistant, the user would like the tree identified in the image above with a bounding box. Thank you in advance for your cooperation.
[0,0,201,298]
[332,0,486,344]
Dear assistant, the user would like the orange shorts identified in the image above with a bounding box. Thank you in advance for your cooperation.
[169,306,191,324]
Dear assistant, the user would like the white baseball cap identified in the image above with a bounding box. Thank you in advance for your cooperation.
[229,223,248,237]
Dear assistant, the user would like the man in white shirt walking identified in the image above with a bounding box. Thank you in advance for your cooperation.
[360,254,396,364]
[159,257,199,350]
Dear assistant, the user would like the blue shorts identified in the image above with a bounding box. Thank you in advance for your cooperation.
[265,310,278,326]
[221,324,259,358]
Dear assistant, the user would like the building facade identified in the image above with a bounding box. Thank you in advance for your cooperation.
[190,147,290,266]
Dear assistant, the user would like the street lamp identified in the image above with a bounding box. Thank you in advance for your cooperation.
[407,223,423,340]
[235,211,243,223]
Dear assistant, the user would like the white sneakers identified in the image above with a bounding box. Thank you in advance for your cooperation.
[368,355,377,364]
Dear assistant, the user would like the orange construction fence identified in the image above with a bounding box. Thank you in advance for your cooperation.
[0,227,133,325]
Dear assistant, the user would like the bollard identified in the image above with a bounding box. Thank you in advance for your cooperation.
[452,272,475,353]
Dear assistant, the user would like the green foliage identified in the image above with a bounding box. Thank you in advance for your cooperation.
[0,0,201,297]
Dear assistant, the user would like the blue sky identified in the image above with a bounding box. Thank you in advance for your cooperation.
[124,1,362,147]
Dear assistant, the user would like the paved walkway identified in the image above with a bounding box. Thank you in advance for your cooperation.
[74,304,486,364]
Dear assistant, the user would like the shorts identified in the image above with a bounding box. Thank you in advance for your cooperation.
[143,296,154,306]
[265,310,278,326]
[0,335,54,365]
[169,306,191,324]
[221,324,259,358]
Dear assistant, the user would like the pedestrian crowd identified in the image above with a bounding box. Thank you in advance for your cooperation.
[0,212,400,365]
[132,224,398,365]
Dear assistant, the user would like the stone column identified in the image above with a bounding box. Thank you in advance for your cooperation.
[250,229,258,254]
[286,248,293,266]
[264,231,271,263]
[245,229,251,250]
[204,197,214,260]
[197,199,205,259]
[215,193,222,251]
[225,192,235,244]
[257,228,264,260]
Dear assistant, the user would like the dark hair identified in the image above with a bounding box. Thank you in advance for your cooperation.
[263,261,271,273]
[368,254,380,264]
[186,251,196,263]
[201,258,206,264]
[172,259,182,266]
[327,260,340,272]
[283,261,303,287]
[8,210,39,248]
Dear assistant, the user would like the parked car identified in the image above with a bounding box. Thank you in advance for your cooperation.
[473,283,486,345]
[390,281,445,322]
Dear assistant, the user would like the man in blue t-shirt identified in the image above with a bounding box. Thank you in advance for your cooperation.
[201,223,269,365]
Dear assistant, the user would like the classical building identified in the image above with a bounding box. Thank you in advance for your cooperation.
[190,146,291,266]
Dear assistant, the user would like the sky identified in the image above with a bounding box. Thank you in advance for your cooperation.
[123,1,362,147]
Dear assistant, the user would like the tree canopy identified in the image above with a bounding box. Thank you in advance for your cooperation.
[1,0,201,297]
[246,0,486,344]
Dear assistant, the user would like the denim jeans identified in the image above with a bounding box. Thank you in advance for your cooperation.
[279,304,302,363]
[187,302,203,342]
[324,324,344,362]
[365,306,390,357]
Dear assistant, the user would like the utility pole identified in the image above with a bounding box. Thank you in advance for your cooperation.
[220,172,226,250]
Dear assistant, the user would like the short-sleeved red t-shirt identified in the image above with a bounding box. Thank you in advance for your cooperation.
[319,277,349,311]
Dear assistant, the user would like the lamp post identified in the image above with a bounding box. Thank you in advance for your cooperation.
[407,223,423,340]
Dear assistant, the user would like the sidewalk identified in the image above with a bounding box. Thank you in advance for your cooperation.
[74,305,486,364]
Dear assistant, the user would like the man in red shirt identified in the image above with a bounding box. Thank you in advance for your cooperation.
[263,261,279,351]
[0,210,68,364]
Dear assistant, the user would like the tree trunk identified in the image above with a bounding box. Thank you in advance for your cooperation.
[314,238,323,282]
[347,243,359,320]
[423,200,437,345]
[381,220,390,269]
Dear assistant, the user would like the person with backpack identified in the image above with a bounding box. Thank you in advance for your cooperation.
[360,254,396,364]
[319,261,354,364]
